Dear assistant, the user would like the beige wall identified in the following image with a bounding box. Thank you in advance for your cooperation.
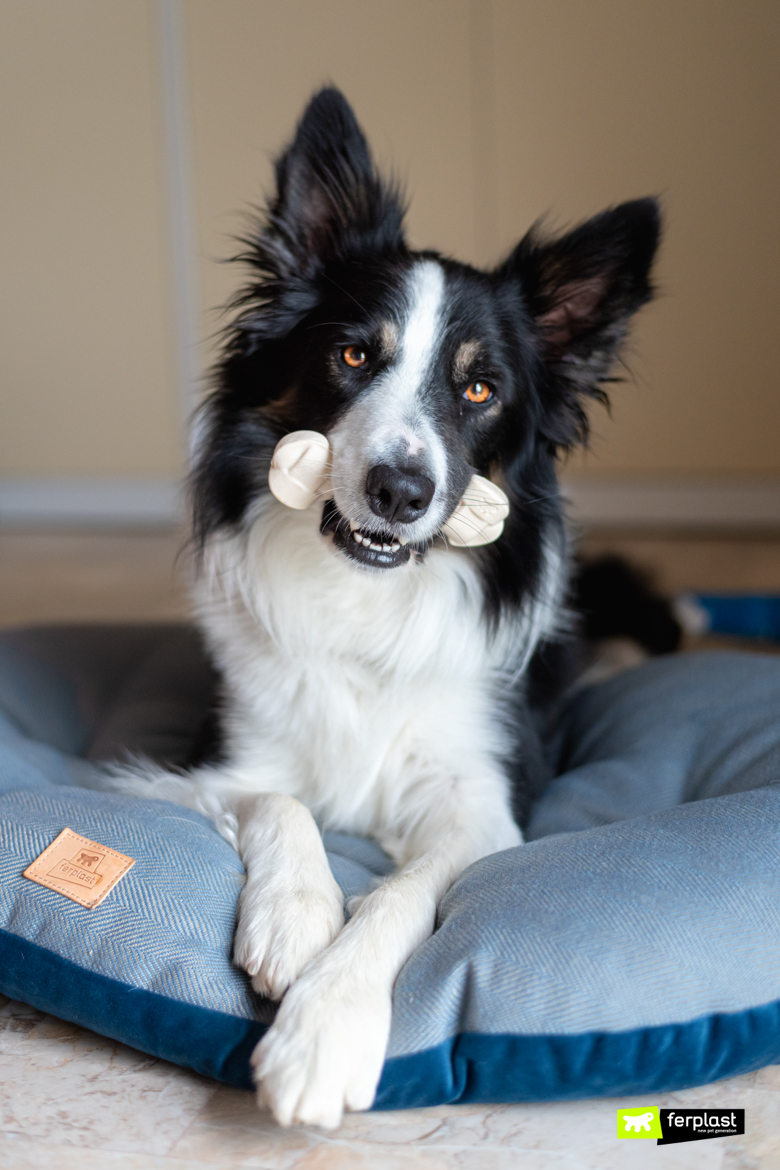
[0,0,181,476]
[2,0,779,482]
[185,0,477,354]
[488,0,780,477]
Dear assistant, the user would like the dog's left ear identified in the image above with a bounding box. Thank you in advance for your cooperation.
[505,197,661,446]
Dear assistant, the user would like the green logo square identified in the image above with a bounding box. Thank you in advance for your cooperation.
[617,1107,663,1139]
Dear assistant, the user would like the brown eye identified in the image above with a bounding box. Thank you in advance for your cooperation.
[342,345,368,369]
[464,381,492,404]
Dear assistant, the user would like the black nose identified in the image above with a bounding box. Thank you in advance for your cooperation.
[365,464,435,524]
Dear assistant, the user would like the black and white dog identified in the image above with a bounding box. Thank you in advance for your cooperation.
[120,88,659,1128]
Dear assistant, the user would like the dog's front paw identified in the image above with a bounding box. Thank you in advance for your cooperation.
[251,970,391,1129]
[234,879,344,1001]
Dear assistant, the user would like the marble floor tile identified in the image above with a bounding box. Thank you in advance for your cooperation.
[169,1090,732,1169]
[169,1085,325,1168]
[0,998,216,1157]
[755,1063,780,1089]
[3,994,779,1170]
[0,1132,232,1170]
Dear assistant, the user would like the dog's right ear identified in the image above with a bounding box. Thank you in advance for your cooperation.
[219,88,406,385]
[262,87,406,280]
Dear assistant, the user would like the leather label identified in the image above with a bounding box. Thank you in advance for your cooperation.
[23,827,135,909]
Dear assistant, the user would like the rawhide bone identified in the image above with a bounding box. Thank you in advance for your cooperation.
[268,431,509,547]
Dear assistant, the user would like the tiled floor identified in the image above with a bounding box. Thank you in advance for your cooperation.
[2,527,780,1168]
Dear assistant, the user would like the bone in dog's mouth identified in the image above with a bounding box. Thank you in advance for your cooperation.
[320,501,421,569]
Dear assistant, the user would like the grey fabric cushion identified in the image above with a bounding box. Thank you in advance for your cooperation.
[0,625,218,767]
[0,627,779,1108]
[529,650,780,837]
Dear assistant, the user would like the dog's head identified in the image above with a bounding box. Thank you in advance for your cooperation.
[193,88,659,597]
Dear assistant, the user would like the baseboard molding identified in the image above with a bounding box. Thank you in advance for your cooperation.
[0,478,183,526]
[2,475,780,530]
[562,476,780,528]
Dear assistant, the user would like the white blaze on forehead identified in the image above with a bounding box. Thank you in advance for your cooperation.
[326,258,450,530]
[379,260,447,464]
[397,260,446,389]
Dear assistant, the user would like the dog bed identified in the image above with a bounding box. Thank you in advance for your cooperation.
[0,624,778,1107]
[690,593,780,641]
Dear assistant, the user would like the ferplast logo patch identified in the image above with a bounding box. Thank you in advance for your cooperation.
[617,1107,663,1139]
[23,827,135,909]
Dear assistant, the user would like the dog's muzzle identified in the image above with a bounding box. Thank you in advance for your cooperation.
[268,431,509,548]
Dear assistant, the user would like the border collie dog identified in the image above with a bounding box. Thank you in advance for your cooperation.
[125,89,659,1128]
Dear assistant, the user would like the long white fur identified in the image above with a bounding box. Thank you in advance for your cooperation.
[104,260,565,1129]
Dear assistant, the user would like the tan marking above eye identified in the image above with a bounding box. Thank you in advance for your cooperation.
[377,321,399,359]
[453,339,483,382]
[464,381,493,404]
[342,345,368,368]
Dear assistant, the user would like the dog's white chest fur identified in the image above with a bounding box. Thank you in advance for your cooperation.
[194,498,539,854]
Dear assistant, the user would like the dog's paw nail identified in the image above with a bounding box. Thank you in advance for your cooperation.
[251,970,288,1000]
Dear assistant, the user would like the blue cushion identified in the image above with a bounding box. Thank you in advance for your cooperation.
[694,594,780,641]
[0,628,779,1106]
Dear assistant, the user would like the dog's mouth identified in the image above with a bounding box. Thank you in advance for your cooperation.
[320,501,417,569]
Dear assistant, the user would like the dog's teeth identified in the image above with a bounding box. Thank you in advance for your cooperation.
[350,527,399,553]
[348,520,359,532]
[397,535,409,546]
[351,530,403,553]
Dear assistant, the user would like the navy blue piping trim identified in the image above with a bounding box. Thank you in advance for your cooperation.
[3,928,779,1107]
[0,928,264,1089]
[375,1000,780,1109]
